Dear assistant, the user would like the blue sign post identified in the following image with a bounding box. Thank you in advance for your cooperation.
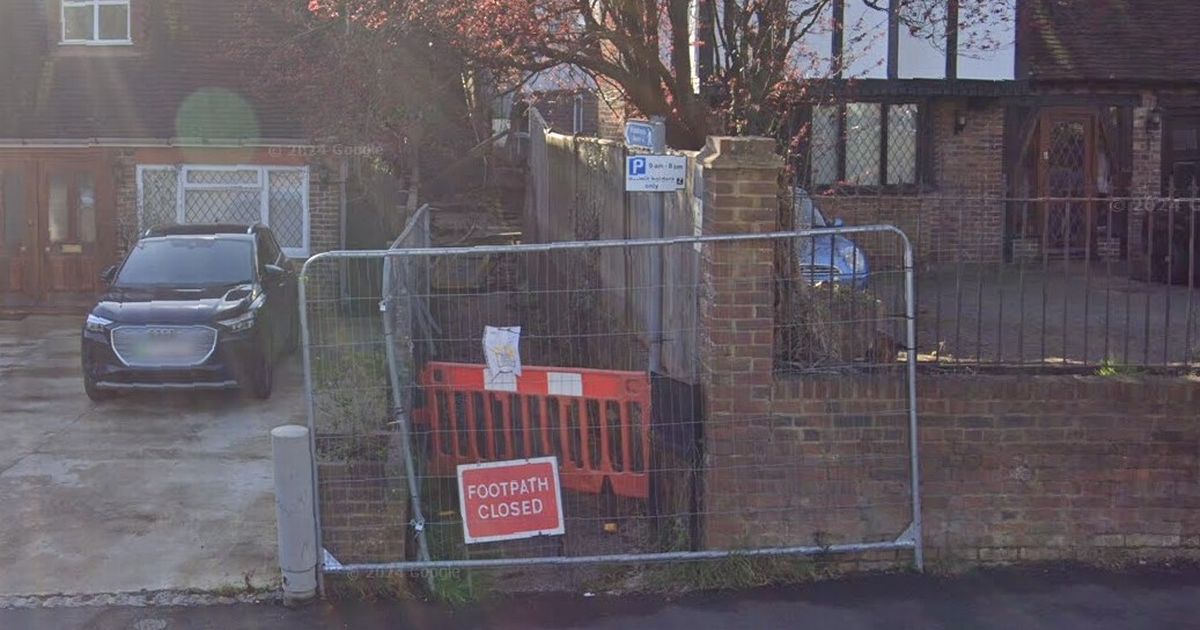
[624,121,657,151]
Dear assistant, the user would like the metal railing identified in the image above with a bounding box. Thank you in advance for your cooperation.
[794,192,1200,370]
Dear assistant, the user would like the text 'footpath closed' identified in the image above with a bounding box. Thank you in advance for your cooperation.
[457,457,565,544]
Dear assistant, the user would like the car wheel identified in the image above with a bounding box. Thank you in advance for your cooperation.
[248,351,274,400]
[83,372,113,402]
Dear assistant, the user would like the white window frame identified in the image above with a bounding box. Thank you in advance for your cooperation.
[136,164,311,258]
[61,0,132,46]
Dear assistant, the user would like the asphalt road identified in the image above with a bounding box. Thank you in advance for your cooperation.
[4,566,1200,629]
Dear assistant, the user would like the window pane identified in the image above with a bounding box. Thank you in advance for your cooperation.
[268,170,305,249]
[97,3,128,40]
[184,190,262,225]
[48,174,69,243]
[2,170,27,246]
[845,103,882,185]
[140,168,179,230]
[186,169,259,186]
[79,173,96,243]
[63,5,94,41]
[887,104,919,185]
[810,105,840,186]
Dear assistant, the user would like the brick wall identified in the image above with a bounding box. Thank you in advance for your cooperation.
[698,135,1200,569]
[318,458,409,564]
[754,373,1200,566]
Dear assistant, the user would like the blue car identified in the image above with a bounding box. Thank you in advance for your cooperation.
[792,188,870,289]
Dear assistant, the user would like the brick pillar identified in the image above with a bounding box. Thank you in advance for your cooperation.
[696,136,784,547]
[111,149,139,259]
[1129,92,1164,270]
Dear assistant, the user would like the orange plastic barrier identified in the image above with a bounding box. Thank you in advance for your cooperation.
[414,361,651,499]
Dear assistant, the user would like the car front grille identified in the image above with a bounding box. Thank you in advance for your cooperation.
[111,325,218,368]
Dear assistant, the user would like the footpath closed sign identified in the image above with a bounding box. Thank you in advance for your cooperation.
[457,456,565,544]
[626,155,687,192]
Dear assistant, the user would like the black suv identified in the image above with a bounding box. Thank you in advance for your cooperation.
[82,224,299,401]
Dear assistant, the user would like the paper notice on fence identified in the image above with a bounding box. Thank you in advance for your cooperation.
[483,326,522,389]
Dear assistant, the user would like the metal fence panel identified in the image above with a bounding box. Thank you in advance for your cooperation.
[299,227,922,577]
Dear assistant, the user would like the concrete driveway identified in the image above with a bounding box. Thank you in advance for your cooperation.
[0,315,304,597]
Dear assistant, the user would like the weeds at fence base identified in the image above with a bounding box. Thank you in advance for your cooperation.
[1094,358,1144,377]
[583,554,840,595]
[427,568,495,606]
[323,568,494,605]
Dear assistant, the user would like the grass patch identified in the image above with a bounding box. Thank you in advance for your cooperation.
[587,554,833,595]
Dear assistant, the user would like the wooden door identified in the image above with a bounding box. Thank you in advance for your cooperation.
[39,161,112,300]
[1038,110,1097,255]
[0,162,39,306]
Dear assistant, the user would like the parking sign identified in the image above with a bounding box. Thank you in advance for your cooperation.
[625,155,687,192]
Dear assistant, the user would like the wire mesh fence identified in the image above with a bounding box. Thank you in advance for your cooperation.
[299,227,922,579]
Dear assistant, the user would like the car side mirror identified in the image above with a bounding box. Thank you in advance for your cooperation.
[262,264,285,283]
[832,217,845,228]
[100,265,117,285]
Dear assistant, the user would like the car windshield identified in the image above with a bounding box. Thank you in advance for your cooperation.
[115,238,254,287]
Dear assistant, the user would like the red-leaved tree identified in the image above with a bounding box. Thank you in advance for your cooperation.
[286,1,1013,150]
[306,0,1012,149]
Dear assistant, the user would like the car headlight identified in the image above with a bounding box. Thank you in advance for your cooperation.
[218,310,256,332]
[85,313,112,332]
[837,241,867,275]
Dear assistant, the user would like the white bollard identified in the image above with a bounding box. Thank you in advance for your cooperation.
[271,424,317,604]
